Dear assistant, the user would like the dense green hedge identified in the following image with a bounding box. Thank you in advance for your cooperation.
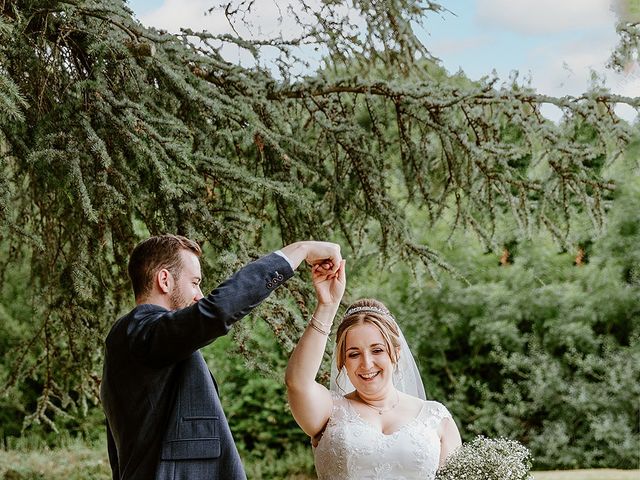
[398,270,638,469]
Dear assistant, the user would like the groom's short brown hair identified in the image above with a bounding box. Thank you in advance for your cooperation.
[128,234,202,300]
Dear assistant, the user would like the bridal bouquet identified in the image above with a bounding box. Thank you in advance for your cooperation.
[435,436,533,480]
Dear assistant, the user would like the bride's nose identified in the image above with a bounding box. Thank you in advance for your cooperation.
[361,352,374,368]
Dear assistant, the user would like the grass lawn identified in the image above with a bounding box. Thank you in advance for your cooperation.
[0,445,110,480]
[532,470,640,480]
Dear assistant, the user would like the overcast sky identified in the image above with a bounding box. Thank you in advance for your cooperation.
[126,0,639,122]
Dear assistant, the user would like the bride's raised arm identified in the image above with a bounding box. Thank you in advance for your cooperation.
[285,259,346,439]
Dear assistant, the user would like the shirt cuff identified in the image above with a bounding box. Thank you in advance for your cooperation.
[274,250,295,270]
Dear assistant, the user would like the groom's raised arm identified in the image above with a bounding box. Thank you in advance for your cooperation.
[126,241,342,367]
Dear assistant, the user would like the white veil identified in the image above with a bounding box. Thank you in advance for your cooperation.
[329,307,426,400]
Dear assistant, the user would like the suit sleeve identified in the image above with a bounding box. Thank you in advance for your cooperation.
[126,252,294,367]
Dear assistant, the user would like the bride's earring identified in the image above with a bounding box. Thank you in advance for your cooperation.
[394,359,404,381]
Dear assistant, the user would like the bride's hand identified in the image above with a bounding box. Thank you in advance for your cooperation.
[312,259,346,306]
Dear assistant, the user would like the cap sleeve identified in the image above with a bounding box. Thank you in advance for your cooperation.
[421,400,452,430]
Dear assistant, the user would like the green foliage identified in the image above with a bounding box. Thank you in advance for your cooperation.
[243,444,315,480]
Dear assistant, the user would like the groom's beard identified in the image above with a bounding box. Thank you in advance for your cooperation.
[169,284,191,310]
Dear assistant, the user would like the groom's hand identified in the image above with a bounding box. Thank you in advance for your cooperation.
[281,241,342,274]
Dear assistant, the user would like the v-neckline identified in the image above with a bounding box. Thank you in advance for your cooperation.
[345,397,425,437]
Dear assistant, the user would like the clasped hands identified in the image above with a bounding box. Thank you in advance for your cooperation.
[303,242,346,309]
[280,241,346,308]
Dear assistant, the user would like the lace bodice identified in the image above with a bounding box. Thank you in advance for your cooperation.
[314,393,451,480]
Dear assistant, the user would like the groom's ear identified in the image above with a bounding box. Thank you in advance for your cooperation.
[157,268,172,294]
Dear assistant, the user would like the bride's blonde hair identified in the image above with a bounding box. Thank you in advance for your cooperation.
[335,298,401,371]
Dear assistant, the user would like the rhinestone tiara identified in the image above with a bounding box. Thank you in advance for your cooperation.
[343,305,395,319]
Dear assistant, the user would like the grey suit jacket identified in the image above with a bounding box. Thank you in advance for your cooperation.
[100,252,294,480]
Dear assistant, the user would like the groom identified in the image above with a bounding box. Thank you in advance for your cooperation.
[100,234,342,480]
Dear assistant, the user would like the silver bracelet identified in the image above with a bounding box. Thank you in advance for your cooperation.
[309,321,329,335]
[309,315,331,335]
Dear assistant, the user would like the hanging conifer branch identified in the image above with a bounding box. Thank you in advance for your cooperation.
[0,0,637,429]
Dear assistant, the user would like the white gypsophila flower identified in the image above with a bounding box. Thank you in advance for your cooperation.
[435,436,533,480]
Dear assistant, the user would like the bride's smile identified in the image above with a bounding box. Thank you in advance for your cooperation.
[344,323,397,395]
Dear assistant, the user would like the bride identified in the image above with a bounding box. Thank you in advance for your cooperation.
[285,260,462,479]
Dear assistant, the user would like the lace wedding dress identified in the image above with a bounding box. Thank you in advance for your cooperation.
[314,393,451,480]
